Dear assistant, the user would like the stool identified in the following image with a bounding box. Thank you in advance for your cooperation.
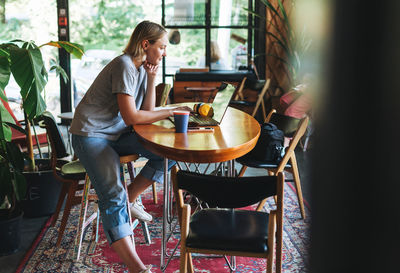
[74,154,151,261]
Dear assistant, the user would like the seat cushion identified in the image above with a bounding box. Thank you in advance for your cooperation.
[60,160,86,180]
[236,153,292,169]
[229,100,256,107]
[186,208,270,253]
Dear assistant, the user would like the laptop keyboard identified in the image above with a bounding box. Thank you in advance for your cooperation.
[189,115,219,125]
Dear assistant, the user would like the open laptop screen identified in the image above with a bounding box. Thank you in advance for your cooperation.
[211,83,236,123]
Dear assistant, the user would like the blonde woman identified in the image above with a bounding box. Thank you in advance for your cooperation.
[70,21,189,273]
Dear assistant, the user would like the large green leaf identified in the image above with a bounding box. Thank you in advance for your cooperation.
[0,49,11,92]
[50,64,69,84]
[9,45,47,102]
[6,141,25,172]
[43,41,84,59]
[0,103,14,141]
[22,82,47,120]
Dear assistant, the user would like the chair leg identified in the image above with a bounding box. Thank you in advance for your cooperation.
[290,155,306,219]
[256,199,267,211]
[141,220,151,245]
[152,183,158,204]
[238,165,247,177]
[125,160,152,244]
[122,163,135,244]
[56,182,78,247]
[51,183,69,227]
[187,253,194,273]
[180,248,188,273]
[74,175,92,261]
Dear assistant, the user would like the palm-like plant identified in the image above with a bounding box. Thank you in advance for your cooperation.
[0,40,83,214]
[247,0,312,88]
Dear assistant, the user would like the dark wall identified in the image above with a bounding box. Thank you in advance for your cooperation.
[310,1,400,272]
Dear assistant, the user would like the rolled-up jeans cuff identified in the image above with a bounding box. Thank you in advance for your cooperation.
[140,161,176,183]
[105,222,133,244]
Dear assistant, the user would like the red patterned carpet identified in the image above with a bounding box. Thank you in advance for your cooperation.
[16,183,310,273]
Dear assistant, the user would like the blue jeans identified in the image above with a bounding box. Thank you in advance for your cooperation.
[72,132,175,244]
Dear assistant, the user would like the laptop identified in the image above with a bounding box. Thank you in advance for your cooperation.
[171,82,236,126]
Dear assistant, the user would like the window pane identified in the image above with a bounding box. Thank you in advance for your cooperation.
[165,29,205,74]
[1,0,58,121]
[69,0,162,107]
[211,0,249,26]
[164,0,206,26]
[211,28,248,70]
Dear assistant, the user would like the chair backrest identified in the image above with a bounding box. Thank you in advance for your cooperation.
[233,77,247,101]
[175,170,280,209]
[271,112,309,173]
[40,111,69,159]
[155,83,172,107]
[251,78,271,117]
[267,110,302,138]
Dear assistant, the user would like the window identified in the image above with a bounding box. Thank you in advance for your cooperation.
[1,0,59,121]
[69,0,163,107]
[162,0,253,82]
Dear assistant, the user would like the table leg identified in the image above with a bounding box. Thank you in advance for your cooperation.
[161,157,168,270]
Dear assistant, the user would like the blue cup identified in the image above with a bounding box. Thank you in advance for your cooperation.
[173,111,190,133]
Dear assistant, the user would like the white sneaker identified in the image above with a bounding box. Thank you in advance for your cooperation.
[130,201,152,222]
[139,265,152,273]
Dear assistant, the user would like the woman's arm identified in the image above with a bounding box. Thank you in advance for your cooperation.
[118,93,172,125]
[140,61,157,111]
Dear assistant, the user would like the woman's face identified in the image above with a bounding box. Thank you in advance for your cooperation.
[144,33,168,65]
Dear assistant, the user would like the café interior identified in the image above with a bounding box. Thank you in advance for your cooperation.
[0,0,399,273]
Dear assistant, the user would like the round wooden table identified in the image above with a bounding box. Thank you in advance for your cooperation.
[134,105,260,163]
[133,105,260,270]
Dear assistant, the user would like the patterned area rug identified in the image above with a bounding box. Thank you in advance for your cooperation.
[16,183,310,273]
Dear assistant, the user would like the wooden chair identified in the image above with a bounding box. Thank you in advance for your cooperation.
[236,109,309,219]
[172,167,284,273]
[41,112,152,255]
[40,111,96,247]
[233,76,247,101]
[155,83,172,107]
[230,78,271,121]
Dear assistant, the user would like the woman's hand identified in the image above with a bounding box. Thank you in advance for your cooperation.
[168,106,194,116]
[143,60,159,80]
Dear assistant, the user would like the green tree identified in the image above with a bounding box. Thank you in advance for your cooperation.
[0,0,5,24]
[69,0,144,51]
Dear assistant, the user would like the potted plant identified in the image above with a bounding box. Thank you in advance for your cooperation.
[247,0,312,93]
[0,95,26,255]
[0,40,83,219]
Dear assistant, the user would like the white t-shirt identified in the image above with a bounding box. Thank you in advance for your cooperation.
[70,54,147,141]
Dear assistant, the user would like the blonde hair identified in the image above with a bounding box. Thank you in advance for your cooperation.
[123,21,167,57]
[210,41,222,63]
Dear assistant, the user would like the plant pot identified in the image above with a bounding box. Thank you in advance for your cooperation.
[22,159,63,218]
[0,208,23,256]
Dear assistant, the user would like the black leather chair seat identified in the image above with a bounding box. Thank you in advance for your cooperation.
[236,154,292,169]
[186,208,270,253]
[229,100,256,107]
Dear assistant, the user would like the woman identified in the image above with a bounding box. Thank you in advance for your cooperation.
[70,21,188,273]
[196,41,229,70]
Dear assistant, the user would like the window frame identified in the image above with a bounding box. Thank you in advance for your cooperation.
[161,0,254,83]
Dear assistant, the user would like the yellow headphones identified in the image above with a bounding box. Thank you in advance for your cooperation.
[193,103,214,117]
